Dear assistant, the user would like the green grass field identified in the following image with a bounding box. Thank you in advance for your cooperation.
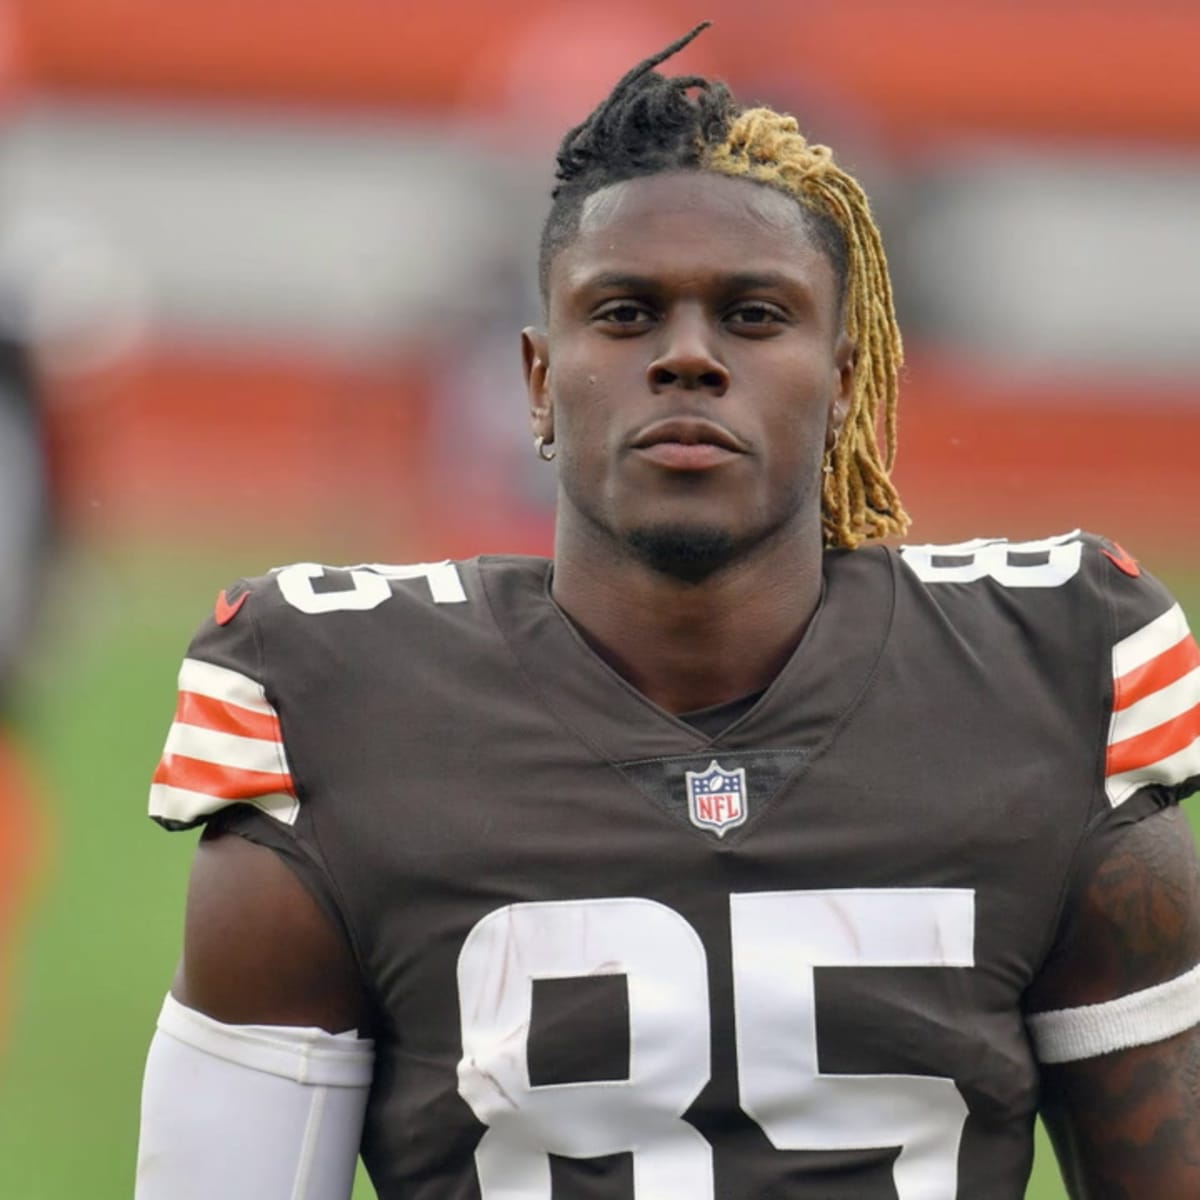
[0,544,1195,1199]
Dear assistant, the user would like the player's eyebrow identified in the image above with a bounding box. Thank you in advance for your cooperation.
[575,271,660,295]
[575,269,806,296]
[720,271,795,292]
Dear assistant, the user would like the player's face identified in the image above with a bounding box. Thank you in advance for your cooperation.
[525,170,853,579]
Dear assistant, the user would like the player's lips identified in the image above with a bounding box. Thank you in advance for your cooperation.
[630,417,746,470]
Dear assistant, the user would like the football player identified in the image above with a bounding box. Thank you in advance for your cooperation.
[137,24,1200,1200]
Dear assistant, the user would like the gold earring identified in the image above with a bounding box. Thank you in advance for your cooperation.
[534,435,556,463]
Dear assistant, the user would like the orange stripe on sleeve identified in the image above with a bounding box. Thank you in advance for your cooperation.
[174,690,283,742]
[1106,703,1200,778]
[1114,636,1200,713]
[152,754,295,801]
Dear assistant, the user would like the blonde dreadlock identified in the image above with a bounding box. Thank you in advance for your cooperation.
[539,21,909,548]
[704,109,908,547]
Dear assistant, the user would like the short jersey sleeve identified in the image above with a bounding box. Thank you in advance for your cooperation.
[1100,539,1200,808]
[148,578,299,831]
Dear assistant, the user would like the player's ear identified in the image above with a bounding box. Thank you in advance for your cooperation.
[828,333,855,448]
[522,327,553,442]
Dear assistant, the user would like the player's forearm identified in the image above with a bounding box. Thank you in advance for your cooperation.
[1030,806,1200,1197]
[1040,1026,1200,1199]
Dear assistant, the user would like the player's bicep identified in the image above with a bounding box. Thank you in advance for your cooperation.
[174,827,372,1034]
[1028,805,1200,1195]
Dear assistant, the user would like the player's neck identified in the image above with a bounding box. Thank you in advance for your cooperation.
[550,524,824,716]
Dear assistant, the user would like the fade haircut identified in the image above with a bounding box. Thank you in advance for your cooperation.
[537,22,909,549]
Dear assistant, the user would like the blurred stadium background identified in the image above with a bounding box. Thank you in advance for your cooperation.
[0,1,1196,1195]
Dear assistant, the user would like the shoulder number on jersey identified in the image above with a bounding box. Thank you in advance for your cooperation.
[900,531,1083,588]
[273,561,467,613]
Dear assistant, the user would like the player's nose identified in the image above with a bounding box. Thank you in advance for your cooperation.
[647,307,729,396]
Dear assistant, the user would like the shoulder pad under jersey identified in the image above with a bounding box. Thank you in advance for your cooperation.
[148,559,471,831]
[898,530,1199,806]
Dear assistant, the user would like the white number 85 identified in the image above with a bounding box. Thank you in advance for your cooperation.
[457,888,975,1199]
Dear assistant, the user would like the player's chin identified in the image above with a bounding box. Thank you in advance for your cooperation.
[623,521,744,585]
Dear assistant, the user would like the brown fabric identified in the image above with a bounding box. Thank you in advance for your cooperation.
[156,534,1195,1199]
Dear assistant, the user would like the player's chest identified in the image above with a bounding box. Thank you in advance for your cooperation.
[351,742,1047,1200]
[318,674,1071,1199]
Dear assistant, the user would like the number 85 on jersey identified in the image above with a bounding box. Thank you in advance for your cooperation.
[457,888,975,1200]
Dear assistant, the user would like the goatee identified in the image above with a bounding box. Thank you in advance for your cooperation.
[625,524,740,585]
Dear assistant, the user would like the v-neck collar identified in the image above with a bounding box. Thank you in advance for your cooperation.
[478,546,896,767]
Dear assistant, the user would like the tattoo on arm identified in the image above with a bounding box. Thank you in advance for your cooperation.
[1035,806,1200,1197]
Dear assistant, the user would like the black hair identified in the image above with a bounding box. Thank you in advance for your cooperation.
[537,23,848,309]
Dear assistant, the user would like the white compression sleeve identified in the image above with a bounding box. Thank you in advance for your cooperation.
[136,993,375,1200]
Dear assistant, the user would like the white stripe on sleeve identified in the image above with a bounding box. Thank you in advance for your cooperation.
[148,782,300,826]
[177,657,275,715]
[1112,604,1191,678]
[163,723,290,775]
[1110,667,1200,745]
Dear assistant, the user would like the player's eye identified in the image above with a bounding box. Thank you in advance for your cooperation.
[727,303,785,328]
[594,302,654,328]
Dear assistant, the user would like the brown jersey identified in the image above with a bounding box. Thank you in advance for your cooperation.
[150,531,1200,1200]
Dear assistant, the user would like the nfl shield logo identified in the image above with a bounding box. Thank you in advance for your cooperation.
[685,760,748,838]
